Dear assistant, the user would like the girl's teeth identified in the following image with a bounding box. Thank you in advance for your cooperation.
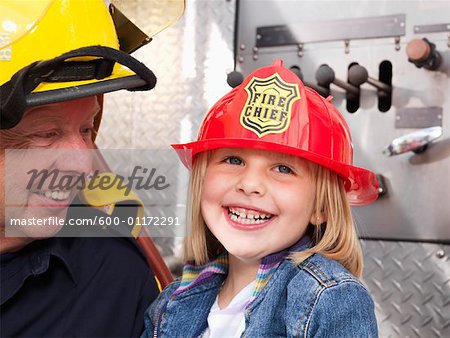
[45,191,52,199]
[228,207,273,223]
[228,209,272,224]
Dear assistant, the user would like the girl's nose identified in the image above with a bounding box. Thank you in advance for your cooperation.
[235,166,267,196]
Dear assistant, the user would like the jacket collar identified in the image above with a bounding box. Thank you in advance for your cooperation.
[0,237,76,306]
[174,253,228,296]
[250,235,311,304]
[173,235,311,300]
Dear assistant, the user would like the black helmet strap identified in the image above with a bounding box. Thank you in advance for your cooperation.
[1,46,156,129]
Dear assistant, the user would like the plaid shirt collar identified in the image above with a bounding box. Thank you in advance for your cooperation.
[174,235,311,301]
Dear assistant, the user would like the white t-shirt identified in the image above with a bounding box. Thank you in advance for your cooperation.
[202,281,255,338]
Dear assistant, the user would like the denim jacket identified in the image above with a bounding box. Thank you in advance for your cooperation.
[142,240,378,338]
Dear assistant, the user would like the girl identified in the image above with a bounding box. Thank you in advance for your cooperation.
[143,60,379,337]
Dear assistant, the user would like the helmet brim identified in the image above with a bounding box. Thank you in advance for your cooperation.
[26,67,145,107]
[1,46,156,130]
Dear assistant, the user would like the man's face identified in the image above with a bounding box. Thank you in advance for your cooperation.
[0,96,99,239]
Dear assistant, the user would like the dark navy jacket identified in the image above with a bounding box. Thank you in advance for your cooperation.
[1,236,159,337]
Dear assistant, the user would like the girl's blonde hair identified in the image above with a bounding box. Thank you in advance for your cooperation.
[183,151,363,278]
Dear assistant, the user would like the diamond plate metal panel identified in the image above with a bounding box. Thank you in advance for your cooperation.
[361,240,450,337]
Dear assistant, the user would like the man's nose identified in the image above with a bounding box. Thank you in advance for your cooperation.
[53,134,94,175]
[235,166,267,196]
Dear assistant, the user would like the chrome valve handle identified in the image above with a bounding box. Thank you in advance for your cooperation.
[383,126,443,156]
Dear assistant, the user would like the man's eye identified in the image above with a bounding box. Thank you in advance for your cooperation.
[32,131,58,138]
[274,165,294,174]
[224,156,243,165]
[81,127,94,135]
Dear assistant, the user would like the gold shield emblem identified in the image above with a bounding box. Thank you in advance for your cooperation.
[240,73,300,137]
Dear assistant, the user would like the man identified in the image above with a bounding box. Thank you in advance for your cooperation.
[0,0,179,336]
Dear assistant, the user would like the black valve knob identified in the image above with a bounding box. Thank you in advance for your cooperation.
[289,65,303,80]
[290,65,330,98]
[227,71,244,88]
[348,64,391,94]
[315,64,359,96]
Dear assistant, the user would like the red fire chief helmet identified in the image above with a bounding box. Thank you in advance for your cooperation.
[172,60,378,206]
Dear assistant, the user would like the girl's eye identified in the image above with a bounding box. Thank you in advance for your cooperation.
[224,156,243,165]
[274,164,294,174]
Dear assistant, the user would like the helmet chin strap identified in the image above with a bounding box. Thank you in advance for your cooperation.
[0,46,157,130]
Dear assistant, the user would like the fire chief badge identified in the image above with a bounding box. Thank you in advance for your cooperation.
[240,73,300,137]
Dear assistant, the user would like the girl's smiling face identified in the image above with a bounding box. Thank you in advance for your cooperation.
[201,148,317,263]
